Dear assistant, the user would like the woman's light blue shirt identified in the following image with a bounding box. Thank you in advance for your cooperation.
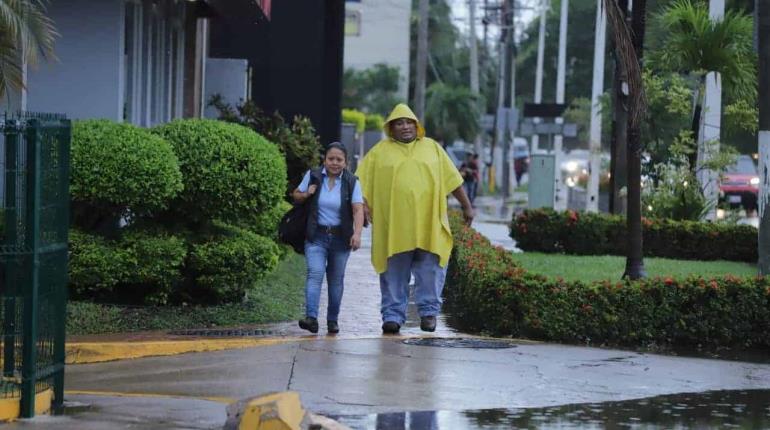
[298,169,363,227]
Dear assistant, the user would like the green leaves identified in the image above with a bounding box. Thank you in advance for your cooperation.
[0,0,57,98]
[153,119,287,226]
[71,119,183,226]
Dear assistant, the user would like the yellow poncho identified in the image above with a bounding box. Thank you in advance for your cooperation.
[356,104,464,274]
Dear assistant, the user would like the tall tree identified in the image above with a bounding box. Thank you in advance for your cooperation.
[605,0,648,279]
[650,0,755,168]
[413,0,430,119]
[0,0,57,98]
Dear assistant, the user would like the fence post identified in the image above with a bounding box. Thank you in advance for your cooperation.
[20,119,41,418]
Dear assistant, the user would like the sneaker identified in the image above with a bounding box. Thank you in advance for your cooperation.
[420,316,437,332]
[382,321,401,334]
[327,320,339,334]
[298,317,319,334]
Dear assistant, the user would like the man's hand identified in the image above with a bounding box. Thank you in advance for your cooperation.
[350,233,362,251]
[462,205,475,226]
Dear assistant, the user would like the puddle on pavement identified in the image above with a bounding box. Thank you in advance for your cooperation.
[331,389,770,429]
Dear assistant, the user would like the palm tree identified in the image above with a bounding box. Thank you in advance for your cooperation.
[651,0,755,168]
[604,0,648,279]
[0,0,57,99]
[424,82,482,145]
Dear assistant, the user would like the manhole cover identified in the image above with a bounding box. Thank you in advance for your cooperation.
[402,338,517,349]
[168,328,280,337]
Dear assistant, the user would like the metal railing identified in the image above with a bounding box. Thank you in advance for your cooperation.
[0,112,70,417]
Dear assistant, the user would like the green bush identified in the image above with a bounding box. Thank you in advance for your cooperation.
[251,200,292,240]
[71,120,183,228]
[511,208,757,262]
[68,229,186,305]
[342,109,366,133]
[209,96,322,191]
[365,114,385,131]
[187,223,280,303]
[153,119,287,225]
[447,213,770,349]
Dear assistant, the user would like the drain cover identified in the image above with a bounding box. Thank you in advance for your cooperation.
[169,328,280,337]
[402,337,516,349]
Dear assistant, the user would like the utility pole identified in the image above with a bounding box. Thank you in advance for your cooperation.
[758,0,770,274]
[414,0,429,120]
[532,0,548,153]
[501,0,515,198]
[469,0,483,158]
[696,0,724,221]
[553,0,569,210]
[586,0,606,213]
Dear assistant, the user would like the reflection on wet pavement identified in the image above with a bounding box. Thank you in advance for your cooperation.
[332,389,770,429]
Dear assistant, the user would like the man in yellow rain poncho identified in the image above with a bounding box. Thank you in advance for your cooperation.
[356,103,474,334]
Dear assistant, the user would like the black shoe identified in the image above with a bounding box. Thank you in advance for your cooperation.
[382,321,401,334]
[420,316,437,332]
[298,317,319,334]
[327,320,339,334]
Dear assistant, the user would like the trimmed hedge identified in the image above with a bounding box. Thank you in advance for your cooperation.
[446,213,770,349]
[71,120,182,226]
[342,109,366,133]
[511,208,757,262]
[187,223,280,303]
[69,229,186,305]
[153,119,287,225]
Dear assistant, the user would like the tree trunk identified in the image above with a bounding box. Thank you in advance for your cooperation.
[623,0,647,280]
[609,0,629,215]
[758,0,770,274]
[413,0,430,120]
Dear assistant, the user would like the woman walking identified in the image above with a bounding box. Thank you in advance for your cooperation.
[292,143,365,334]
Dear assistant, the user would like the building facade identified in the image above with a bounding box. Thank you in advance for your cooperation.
[343,0,412,101]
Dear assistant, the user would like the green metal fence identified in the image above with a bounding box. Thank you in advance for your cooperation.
[0,113,70,418]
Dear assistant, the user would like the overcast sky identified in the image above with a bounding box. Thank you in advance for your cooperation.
[448,0,541,43]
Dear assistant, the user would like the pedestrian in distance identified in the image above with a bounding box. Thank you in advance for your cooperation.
[460,152,480,206]
[292,142,365,334]
[356,103,474,335]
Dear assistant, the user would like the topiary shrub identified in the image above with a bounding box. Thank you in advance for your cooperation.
[71,120,183,231]
[251,200,292,240]
[153,119,287,226]
[209,96,322,192]
[365,114,385,131]
[186,223,280,303]
[342,109,366,133]
[68,228,186,305]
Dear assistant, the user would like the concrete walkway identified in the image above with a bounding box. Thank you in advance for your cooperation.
[11,220,770,429]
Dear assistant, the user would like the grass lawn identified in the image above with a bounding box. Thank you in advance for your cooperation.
[68,252,306,335]
[510,252,757,283]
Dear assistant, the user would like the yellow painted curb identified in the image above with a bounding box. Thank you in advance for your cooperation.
[0,389,52,422]
[66,338,298,364]
[65,390,235,404]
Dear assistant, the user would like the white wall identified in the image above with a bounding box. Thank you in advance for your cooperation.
[27,0,124,120]
[344,0,411,101]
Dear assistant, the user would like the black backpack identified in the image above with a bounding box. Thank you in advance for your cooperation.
[278,172,321,254]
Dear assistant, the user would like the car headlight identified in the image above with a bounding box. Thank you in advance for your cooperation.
[565,161,578,173]
[750,177,760,185]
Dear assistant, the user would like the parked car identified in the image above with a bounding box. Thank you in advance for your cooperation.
[719,155,759,211]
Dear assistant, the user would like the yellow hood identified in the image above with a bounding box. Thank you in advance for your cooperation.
[384,103,425,139]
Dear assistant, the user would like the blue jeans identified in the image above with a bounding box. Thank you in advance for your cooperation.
[463,181,477,204]
[379,249,446,325]
[304,229,351,321]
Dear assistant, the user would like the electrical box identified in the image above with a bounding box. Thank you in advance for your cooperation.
[528,154,555,209]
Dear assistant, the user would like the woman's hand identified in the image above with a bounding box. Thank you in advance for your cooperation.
[350,232,362,251]
[306,184,317,196]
